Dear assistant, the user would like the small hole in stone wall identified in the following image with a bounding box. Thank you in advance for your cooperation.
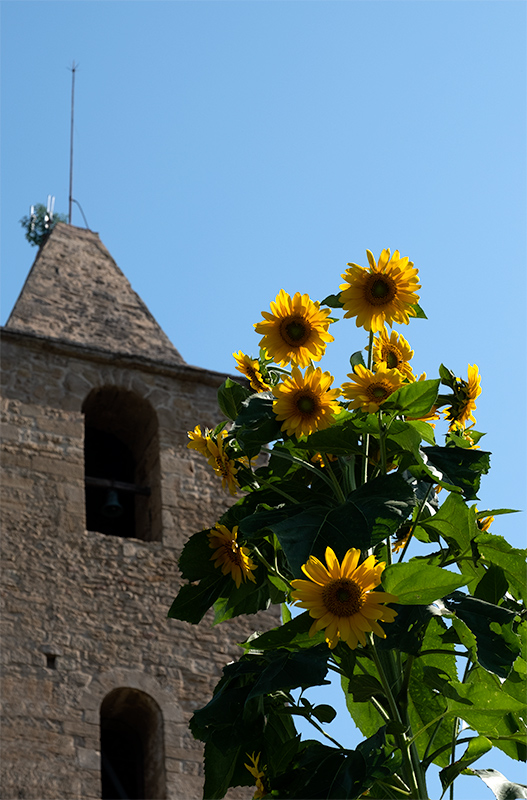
[46,654,57,670]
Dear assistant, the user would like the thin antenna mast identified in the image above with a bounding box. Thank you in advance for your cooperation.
[68,61,77,225]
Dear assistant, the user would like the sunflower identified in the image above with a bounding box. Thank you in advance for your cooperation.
[291,546,398,649]
[244,752,267,800]
[372,328,415,381]
[392,523,412,554]
[342,364,404,414]
[272,366,341,439]
[254,289,334,367]
[205,430,239,496]
[475,507,494,532]
[443,364,481,430]
[187,424,211,457]
[340,249,421,332]
[233,351,270,392]
[208,524,257,589]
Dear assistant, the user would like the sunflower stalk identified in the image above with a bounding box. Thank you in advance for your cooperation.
[369,640,426,800]
[251,544,291,589]
[321,452,346,503]
[397,482,434,563]
[360,331,375,486]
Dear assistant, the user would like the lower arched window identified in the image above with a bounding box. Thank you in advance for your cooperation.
[100,688,166,800]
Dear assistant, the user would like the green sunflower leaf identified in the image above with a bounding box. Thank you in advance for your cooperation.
[350,350,366,370]
[473,564,509,605]
[439,736,493,794]
[232,392,283,459]
[422,445,491,500]
[375,603,439,655]
[382,378,440,418]
[320,293,345,309]
[167,572,230,624]
[444,591,521,678]
[246,647,330,701]
[294,414,364,455]
[381,562,467,605]
[217,377,252,421]
[240,611,324,652]
[410,302,427,319]
[444,664,527,757]
[474,533,527,603]
[177,527,217,582]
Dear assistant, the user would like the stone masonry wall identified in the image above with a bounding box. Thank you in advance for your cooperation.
[1,333,279,800]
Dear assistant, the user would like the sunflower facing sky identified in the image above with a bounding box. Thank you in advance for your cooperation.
[372,328,415,381]
[291,547,398,649]
[272,365,341,439]
[208,524,257,589]
[340,249,421,332]
[443,364,481,430]
[233,351,270,392]
[254,289,334,367]
[342,363,405,414]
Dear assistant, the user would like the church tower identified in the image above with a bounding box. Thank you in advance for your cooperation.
[0,224,267,799]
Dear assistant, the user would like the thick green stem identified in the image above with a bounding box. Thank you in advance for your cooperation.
[369,642,426,799]
[361,331,375,486]
[448,718,460,800]
[377,408,388,476]
[398,483,434,563]
[322,453,346,503]
[252,545,291,588]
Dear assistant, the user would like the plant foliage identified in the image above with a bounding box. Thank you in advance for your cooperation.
[168,249,525,799]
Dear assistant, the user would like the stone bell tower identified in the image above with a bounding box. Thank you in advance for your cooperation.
[0,223,268,800]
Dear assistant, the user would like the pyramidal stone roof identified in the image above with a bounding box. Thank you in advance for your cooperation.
[5,223,185,365]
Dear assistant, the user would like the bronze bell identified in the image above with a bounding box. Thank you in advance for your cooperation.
[101,489,123,518]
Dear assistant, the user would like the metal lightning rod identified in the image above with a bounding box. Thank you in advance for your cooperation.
[68,61,77,225]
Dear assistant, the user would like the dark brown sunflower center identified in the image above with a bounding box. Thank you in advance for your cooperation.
[369,384,390,401]
[385,350,400,369]
[365,275,397,306]
[222,541,242,564]
[280,316,311,346]
[216,457,230,477]
[296,393,318,415]
[322,578,363,617]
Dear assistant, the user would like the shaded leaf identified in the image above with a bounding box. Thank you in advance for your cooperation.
[474,533,527,604]
[422,445,491,500]
[241,611,324,652]
[232,393,282,458]
[167,572,230,624]
[474,564,509,605]
[217,378,252,421]
[444,591,521,678]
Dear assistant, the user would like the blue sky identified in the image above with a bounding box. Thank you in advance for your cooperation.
[1,2,526,796]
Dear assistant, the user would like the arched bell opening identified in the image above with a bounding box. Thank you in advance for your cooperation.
[100,687,166,800]
[82,387,162,541]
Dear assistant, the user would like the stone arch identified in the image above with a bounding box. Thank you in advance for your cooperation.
[100,687,167,800]
[82,386,162,541]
